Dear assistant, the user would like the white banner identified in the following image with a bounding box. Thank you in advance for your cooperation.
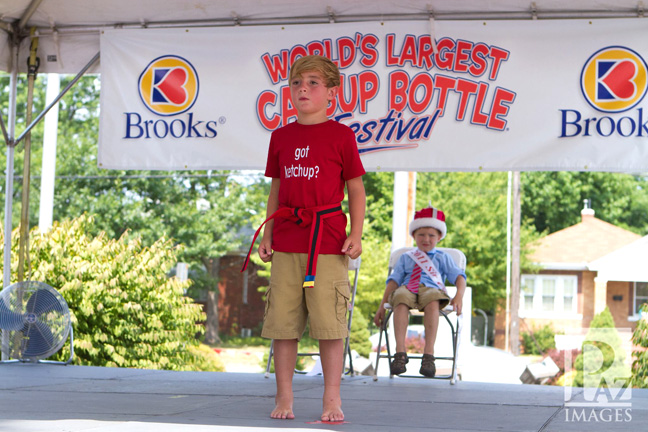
[98,19,648,172]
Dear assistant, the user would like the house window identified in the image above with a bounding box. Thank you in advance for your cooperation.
[542,279,556,311]
[563,277,576,312]
[521,278,534,310]
[520,274,578,316]
[635,282,648,315]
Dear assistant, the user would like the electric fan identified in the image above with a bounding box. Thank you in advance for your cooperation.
[0,281,73,363]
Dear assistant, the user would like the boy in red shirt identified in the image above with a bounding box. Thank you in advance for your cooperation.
[253,55,365,421]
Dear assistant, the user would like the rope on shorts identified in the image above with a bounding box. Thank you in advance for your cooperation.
[241,203,343,288]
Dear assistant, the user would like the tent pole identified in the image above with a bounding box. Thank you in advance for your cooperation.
[509,171,522,355]
[1,42,19,361]
[505,171,512,351]
[18,0,45,30]
[3,44,19,291]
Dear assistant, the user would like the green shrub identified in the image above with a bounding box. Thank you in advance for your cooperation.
[188,344,226,372]
[521,324,557,355]
[572,307,628,388]
[632,303,648,388]
[220,335,271,348]
[2,215,205,370]
[349,309,372,358]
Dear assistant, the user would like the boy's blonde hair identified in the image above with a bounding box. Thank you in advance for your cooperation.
[289,55,340,88]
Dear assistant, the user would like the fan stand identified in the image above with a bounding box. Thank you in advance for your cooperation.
[0,324,74,365]
[36,324,74,365]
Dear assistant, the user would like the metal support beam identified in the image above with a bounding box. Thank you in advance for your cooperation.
[15,52,100,145]
[18,0,45,31]
[3,8,647,40]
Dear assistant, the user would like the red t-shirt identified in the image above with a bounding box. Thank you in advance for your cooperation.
[265,120,365,254]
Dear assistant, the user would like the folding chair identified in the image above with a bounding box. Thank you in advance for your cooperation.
[265,256,361,377]
[372,247,465,384]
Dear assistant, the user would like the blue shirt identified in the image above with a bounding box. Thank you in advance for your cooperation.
[386,248,466,289]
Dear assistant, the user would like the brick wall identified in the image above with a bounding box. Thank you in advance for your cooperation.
[606,281,636,329]
[217,255,268,336]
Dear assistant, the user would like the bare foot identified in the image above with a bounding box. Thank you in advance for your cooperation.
[321,393,344,422]
[270,394,295,420]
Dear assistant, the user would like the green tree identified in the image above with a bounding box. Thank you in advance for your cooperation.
[363,171,394,239]
[0,73,48,228]
[1,215,208,370]
[351,172,400,322]
[416,172,538,312]
[522,171,648,235]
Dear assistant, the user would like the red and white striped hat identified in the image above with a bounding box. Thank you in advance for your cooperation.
[409,207,446,240]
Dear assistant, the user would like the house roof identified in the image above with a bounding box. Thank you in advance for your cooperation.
[590,235,648,282]
[528,209,641,269]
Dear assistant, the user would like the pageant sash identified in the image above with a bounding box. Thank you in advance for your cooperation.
[406,249,447,294]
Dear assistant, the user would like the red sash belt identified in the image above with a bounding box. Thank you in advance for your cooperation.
[241,203,344,288]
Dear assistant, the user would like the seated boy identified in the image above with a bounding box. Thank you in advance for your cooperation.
[373,206,467,377]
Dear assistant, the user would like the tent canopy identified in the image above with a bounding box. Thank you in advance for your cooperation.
[1,0,646,73]
[2,0,648,172]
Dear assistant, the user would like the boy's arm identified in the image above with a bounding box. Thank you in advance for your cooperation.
[374,280,399,327]
[342,176,366,259]
[258,178,280,262]
[449,275,467,315]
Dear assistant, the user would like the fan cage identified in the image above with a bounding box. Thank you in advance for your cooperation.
[0,281,72,361]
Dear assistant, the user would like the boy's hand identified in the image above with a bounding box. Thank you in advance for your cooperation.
[342,236,362,259]
[258,238,273,262]
[373,305,386,327]
[449,295,463,315]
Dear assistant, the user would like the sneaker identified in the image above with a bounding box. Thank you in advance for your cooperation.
[419,354,436,378]
[390,352,408,375]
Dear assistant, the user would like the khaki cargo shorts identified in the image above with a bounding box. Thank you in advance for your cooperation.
[261,252,350,340]
[389,285,450,311]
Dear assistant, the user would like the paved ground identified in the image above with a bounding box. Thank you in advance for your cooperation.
[0,362,646,432]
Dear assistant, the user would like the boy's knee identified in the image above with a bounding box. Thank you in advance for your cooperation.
[423,300,440,312]
[394,303,410,313]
